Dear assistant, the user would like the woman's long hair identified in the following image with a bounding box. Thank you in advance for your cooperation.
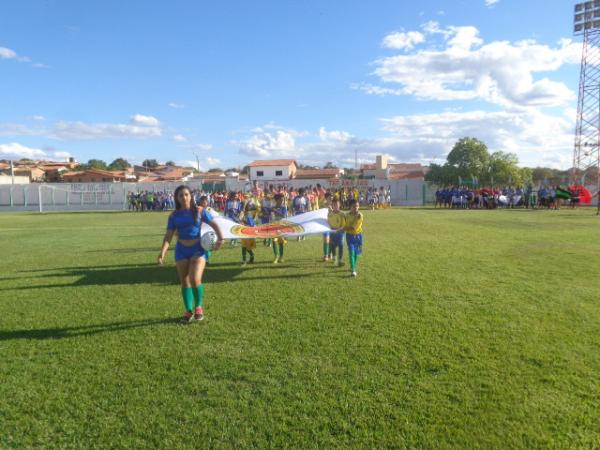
[174,185,198,221]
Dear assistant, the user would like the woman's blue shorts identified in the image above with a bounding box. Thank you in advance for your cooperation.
[175,241,207,262]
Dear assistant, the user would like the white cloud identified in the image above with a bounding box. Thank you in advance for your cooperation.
[0,142,47,159]
[319,127,353,142]
[351,82,405,96]
[382,31,425,50]
[365,24,580,107]
[0,123,43,137]
[31,115,45,121]
[0,46,45,67]
[485,0,500,7]
[206,157,220,166]
[173,134,187,142]
[0,47,17,59]
[380,109,574,168]
[52,121,162,139]
[53,151,72,159]
[130,114,160,127]
[237,129,298,157]
[168,102,185,109]
[191,143,213,151]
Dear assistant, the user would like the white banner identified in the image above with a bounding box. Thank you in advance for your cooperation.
[203,208,331,239]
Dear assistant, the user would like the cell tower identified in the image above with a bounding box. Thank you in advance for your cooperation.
[573,1,600,186]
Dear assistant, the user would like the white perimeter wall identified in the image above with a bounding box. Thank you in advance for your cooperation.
[0,179,432,211]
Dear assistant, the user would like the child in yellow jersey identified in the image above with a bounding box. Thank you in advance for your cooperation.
[328,196,346,266]
[344,199,363,277]
[240,203,257,266]
[272,193,288,263]
[321,192,333,261]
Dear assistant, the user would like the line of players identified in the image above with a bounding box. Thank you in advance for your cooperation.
[222,188,364,277]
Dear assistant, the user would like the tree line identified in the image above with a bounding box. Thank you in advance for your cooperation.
[425,137,589,187]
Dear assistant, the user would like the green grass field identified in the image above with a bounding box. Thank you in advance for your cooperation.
[1,208,599,449]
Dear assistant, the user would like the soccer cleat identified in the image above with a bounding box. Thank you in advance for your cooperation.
[180,311,194,324]
[241,261,247,267]
[278,258,285,263]
[194,307,204,321]
[273,257,279,264]
[351,271,357,277]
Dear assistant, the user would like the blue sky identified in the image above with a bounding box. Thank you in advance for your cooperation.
[0,0,581,169]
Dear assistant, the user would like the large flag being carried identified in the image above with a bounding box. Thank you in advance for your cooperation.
[203,208,331,239]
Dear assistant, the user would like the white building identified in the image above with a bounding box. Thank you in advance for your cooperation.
[248,160,297,182]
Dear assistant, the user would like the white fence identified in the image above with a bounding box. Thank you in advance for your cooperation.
[0,179,433,211]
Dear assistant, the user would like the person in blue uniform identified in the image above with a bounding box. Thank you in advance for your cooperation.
[158,185,224,323]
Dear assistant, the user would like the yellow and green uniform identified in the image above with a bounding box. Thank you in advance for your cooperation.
[328,210,346,260]
[344,211,363,272]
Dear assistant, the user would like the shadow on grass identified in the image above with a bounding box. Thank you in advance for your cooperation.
[0,317,178,341]
[5,258,341,290]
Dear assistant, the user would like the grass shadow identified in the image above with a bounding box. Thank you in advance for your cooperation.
[5,258,339,290]
[0,317,178,341]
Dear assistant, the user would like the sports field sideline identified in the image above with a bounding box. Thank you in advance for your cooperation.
[1,208,599,449]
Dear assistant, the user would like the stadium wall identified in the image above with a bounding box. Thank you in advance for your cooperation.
[0,179,433,211]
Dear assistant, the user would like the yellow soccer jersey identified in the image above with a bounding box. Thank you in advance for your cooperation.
[327,210,346,229]
[344,212,363,235]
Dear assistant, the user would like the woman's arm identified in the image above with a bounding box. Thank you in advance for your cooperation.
[158,229,175,265]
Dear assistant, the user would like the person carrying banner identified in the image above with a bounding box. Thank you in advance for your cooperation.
[321,191,333,261]
[272,193,288,263]
[344,199,363,277]
[328,197,346,267]
[241,203,257,266]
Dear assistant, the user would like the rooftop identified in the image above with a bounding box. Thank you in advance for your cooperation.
[247,159,297,168]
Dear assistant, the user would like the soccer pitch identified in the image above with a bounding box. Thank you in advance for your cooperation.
[1,209,599,449]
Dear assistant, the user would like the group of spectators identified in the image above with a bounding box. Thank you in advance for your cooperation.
[127,191,176,211]
[434,185,593,210]
[127,184,394,213]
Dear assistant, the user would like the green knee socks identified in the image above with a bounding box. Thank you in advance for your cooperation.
[192,285,204,309]
[323,242,330,257]
[181,287,194,312]
[349,251,358,271]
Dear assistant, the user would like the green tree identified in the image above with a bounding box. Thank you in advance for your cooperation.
[165,161,176,166]
[87,159,108,170]
[487,152,521,186]
[108,158,131,171]
[425,163,460,186]
[324,161,338,169]
[142,159,160,169]
[208,168,224,173]
[446,137,490,181]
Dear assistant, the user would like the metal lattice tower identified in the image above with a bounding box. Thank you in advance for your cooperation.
[573,2,600,185]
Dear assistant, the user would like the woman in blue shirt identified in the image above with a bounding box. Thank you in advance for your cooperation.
[158,185,224,323]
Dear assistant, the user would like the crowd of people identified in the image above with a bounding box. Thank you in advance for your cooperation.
[434,185,593,210]
[129,184,393,213]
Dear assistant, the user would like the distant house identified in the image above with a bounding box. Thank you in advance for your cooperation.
[295,168,345,181]
[62,169,131,183]
[360,155,427,181]
[138,166,195,182]
[248,160,297,182]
